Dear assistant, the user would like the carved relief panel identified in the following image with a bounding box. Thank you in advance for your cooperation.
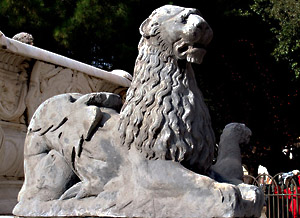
[0,50,30,124]
[26,61,127,121]
[0,121,26,178]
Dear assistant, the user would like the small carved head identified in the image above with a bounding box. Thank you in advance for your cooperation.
[223,123,252,144]
[12,32,34,45]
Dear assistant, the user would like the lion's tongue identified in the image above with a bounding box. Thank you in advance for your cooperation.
[187,46,206,64]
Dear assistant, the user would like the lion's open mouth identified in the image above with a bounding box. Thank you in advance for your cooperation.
[177,43,206,53]
[193,43,206,50]
[186,46,207,64]
[188,43,207,55]
[175,40,208,64]
[177,43,206,54]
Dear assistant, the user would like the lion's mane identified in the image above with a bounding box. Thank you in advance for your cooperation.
[119,26,215,173]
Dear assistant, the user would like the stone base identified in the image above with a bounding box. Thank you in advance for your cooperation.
[13,181,264,218]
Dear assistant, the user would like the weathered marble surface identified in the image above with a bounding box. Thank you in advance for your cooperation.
[13,5,264,218]
[0,31,131,214]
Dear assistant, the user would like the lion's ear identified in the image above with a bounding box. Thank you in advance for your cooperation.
[139,18,159,38]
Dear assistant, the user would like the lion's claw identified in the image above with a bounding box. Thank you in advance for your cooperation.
[59,181,100,200]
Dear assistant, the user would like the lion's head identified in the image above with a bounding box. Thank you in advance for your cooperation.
[221,123,252,145]
[119,5,215,174]
[139,5,213,64]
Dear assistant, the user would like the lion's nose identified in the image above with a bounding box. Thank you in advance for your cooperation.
[189,14,213,42]
[197,19,210,31]
[189,15,207,28]
[189,14,212,33]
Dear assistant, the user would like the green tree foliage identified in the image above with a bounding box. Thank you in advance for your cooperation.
[247,0,300,78]
[0,0,137,70]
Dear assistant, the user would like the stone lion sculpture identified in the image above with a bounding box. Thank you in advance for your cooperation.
[209,123,252,185]
[14,5,264,218]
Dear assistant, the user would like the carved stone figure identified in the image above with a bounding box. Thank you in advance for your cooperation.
[12,32,34,45]
[13,5,264,218]
[209,123,252,185]
[119,4,215,174]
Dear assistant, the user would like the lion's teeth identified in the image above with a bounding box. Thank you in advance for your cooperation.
[187,56,194,62]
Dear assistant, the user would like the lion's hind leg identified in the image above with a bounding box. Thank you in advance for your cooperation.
[18,148,76,202]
